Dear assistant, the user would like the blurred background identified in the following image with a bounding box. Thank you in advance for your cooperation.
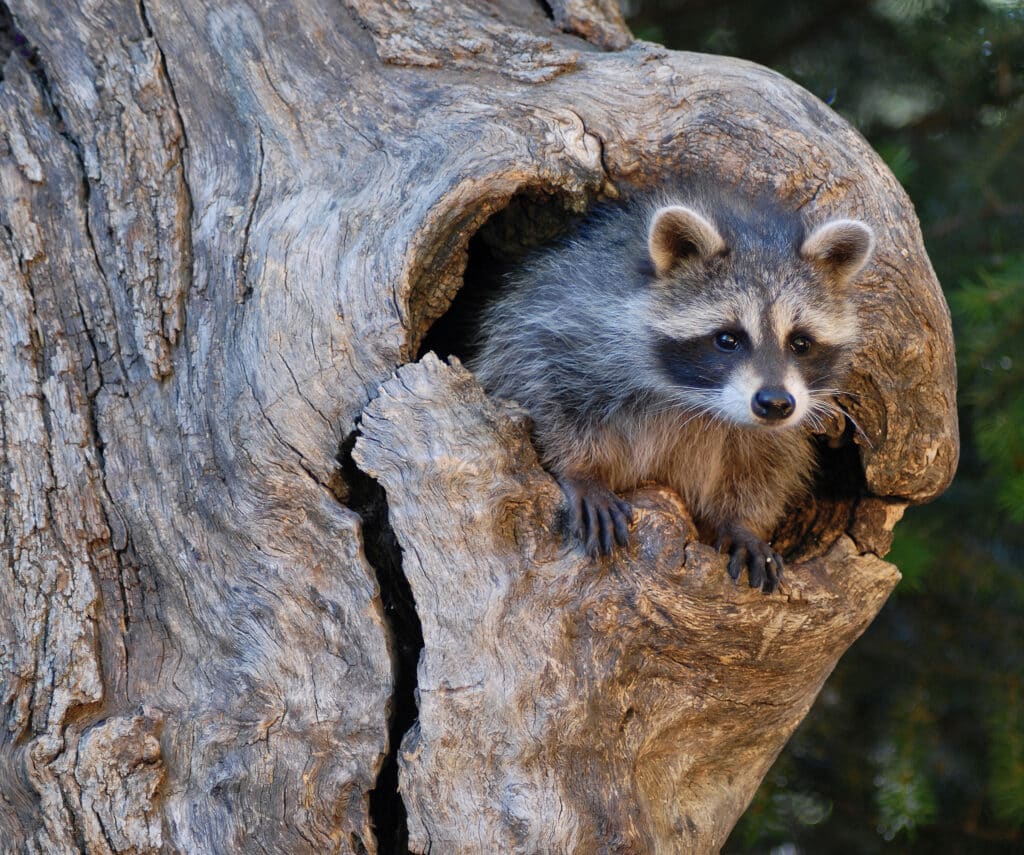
[624,1,1024,851]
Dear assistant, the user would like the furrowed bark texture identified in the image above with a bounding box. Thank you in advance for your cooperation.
[353,356,901,853]
[0,1,956,853]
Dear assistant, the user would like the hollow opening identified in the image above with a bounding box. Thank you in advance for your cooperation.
[418,188,590,364]
[417,184,872,565]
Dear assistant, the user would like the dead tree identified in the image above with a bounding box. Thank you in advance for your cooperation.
[0,1,957,852]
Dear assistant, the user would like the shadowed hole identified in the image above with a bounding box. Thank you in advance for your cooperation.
[418,190,588,363]
[0,3,40,82]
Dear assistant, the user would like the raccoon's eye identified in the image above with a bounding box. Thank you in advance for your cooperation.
[714,331,741,352]
[790,335,813,355]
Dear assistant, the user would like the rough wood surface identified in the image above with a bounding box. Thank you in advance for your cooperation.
[355,355,900,853]
[0,0,956,852]
[547,0,633,49]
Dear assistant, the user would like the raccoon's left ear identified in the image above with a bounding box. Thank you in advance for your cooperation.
[801,219,876,282]
[648,205,727,277]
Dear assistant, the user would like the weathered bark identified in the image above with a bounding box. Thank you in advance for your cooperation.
[0,1,956,854]
[353,356,902,853]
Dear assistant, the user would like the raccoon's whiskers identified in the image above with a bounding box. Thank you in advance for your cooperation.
[469,183,875,586]
[807,392,874,449]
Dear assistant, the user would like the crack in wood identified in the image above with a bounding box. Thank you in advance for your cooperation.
[339,431,423,855]
[136,0,196,378]
[237,126,265,302]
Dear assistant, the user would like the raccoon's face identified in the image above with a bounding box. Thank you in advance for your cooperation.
[651,297,851,429]
[643,203,875,430]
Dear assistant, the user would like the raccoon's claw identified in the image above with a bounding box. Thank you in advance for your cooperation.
[558,475,633,558]
[718,527,784,593]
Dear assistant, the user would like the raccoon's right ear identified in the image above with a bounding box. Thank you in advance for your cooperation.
[800,219,876,282]
[648,206,727,277]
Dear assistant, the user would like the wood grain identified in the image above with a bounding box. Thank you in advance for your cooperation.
[356,355,900,853]
[0,1,955,851]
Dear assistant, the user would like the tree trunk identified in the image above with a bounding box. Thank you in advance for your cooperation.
[0,1,957,853]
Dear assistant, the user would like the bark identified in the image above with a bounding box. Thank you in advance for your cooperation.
[0,1,956,854]
[353,356,901,853]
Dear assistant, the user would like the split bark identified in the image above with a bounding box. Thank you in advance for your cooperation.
[0,1,957,853]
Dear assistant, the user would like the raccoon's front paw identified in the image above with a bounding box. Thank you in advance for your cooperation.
[716,524,784,593]
[557,475,633,558]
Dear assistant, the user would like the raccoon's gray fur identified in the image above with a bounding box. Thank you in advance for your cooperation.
[470,186,875,592]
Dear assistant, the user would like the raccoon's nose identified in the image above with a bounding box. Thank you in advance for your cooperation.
[752,387,796,421]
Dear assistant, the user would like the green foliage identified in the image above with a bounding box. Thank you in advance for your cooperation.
[955,256,1024,522]
[872,692,940,841]
[875,142,918,185]
[873,746,937,841]
[732,768,833,849]
[627,0,1024,851]
[988,680,1024,827]
[884,524,934,592]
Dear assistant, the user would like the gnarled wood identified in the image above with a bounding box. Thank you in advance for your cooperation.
[355,355,901,853]
[0,1,956,853]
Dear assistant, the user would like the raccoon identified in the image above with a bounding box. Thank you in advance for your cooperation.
[470,186,875,592]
